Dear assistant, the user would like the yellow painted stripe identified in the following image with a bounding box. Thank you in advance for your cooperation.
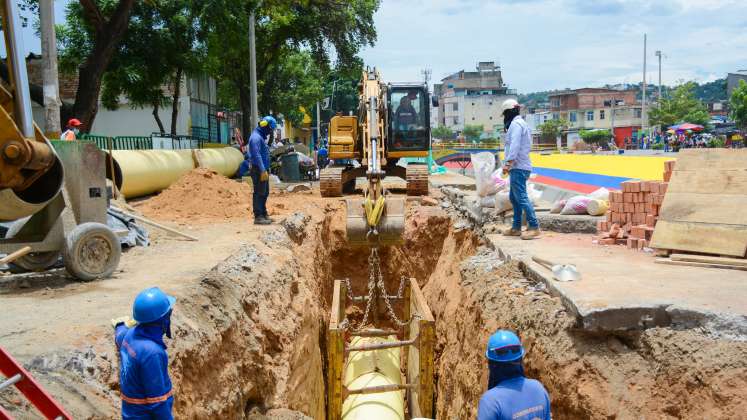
[388,151,428,158]
[498,153,674,181]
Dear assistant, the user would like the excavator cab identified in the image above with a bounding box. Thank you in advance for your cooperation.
[387,86,430,152]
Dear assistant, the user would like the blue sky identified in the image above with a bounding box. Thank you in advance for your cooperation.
[360,0,747,93]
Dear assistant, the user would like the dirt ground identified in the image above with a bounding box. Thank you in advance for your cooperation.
[2,170,746,419]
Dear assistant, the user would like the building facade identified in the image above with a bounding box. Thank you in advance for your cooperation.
[26,55,238,142]
[433,61,517,137]
[548,88,642,147]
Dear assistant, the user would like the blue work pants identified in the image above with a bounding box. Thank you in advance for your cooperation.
[250,167,269,218]
[509,169,539,230]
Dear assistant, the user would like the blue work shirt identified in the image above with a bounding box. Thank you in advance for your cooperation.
[504,116,532,172]
[248,126,271,173]
[477,376,551,420]
[115,324,173,419]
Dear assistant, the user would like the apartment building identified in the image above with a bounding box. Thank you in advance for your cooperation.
[433,61,517,137]
[548,88,642,147]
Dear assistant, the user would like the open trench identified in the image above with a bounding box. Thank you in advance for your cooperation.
[9,199,745,419]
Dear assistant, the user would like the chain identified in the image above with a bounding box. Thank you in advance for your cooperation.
[339,249,415,332]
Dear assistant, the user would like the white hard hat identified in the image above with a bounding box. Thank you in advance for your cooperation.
[501,98,520,113]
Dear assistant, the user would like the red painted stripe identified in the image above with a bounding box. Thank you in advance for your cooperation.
[531,175,612,194]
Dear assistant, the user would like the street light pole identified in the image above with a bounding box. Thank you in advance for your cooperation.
[655,50,663,101]
[642,33,647,138]
[248,7,259,128]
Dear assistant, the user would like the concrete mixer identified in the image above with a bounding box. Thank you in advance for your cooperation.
[0,0,120,280]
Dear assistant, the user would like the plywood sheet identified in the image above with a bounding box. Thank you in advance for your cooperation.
[651,220,747,257]
[652,149,747,257]
[666,169,747,195]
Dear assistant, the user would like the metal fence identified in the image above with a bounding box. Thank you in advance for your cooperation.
[81,133,204,151]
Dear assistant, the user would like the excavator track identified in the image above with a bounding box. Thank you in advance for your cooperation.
[320,167,345,197]
[406,164,429,196]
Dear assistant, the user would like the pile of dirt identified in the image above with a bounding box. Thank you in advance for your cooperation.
[137,168,251,222]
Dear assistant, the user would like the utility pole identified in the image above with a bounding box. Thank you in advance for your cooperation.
[248,7,259,128]
[39,0,61,137]
[642,33,647,138]
[316,101,321,149]
[655,50,663,135]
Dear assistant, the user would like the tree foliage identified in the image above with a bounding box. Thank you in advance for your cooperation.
[730,80,747,130]
[641,82,710,128]
[579,129,611,145]
[431,125,454,140]
[537,118,569,142]
[462,124,483,142]
[197,0,379,134]
[99,0,203,134]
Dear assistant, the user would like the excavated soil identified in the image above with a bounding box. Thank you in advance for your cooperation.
[3,188,746,419]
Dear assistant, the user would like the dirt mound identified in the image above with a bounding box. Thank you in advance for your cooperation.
[137,168,251,222]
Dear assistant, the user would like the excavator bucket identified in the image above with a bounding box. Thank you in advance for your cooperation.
[346,197,405,247]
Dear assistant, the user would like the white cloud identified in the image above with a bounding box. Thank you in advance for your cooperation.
[361,0,747,92]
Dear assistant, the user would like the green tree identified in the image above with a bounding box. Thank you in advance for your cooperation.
[56,0,139,132]
[579,129,611,145]
[729,80,747,131]
[462,124,483,142]
[537,118,569,142]
[198,0,379,135]
[648,81,710,128]
[431,125,454,140]
[99,0,204,134]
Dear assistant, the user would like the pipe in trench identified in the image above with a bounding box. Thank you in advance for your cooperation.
[341,336,404,420]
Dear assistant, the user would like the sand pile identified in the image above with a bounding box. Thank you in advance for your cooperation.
[138,168,251,222]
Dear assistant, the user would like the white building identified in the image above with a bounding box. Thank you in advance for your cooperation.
[433,61,517,137]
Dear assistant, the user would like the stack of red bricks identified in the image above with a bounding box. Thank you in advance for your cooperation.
[595,160,676,250]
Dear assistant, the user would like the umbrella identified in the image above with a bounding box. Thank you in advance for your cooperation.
[676,123,704,132]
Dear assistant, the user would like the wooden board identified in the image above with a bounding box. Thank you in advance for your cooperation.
[327,280,346,420]
[406,278,434,419]
[651,149,747,257]
[671,253,747,267]
[672,149,747,171]
[655,257,747,272]
[666,169,747,195]
[651,221,747,257]
[657,192,747,226]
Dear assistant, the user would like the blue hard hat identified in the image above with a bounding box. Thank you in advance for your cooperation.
[132,287,176,324]
[485,330,525,362]
[259,115,277,130]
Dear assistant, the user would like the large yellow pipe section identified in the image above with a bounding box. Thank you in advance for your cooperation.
[342,336,404,420]
[110,147,244,198]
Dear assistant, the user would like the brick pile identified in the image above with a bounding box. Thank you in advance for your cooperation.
[595,160,676,250]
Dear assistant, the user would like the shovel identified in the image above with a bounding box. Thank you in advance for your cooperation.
[531,256,582,282]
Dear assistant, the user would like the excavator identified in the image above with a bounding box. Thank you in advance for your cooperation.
[323,68,436,420]
[321,68,431,246]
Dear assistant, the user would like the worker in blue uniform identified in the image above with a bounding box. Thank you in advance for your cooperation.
[112,287,176,419]
[248,116,276,225]
[477,330,551,420]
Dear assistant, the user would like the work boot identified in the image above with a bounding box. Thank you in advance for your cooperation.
[263,215,275,223]
[503,228,522,237]
[254,217,271,225]
[521,228,541,240]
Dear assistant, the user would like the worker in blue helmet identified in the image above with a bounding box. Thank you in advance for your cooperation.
[477,330,551,420]
[111,287,176,419]
[247,115,276,225]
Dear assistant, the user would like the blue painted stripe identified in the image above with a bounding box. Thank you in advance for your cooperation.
[532,167,632,190]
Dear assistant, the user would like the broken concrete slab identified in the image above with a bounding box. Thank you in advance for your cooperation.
[429,171,476,190]
[486,233,747,339]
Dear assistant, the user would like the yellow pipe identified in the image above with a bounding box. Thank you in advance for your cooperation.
[342,336,404,420]
[110,148,244,199]
[111,149,194,198]
[197,147,244,177]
